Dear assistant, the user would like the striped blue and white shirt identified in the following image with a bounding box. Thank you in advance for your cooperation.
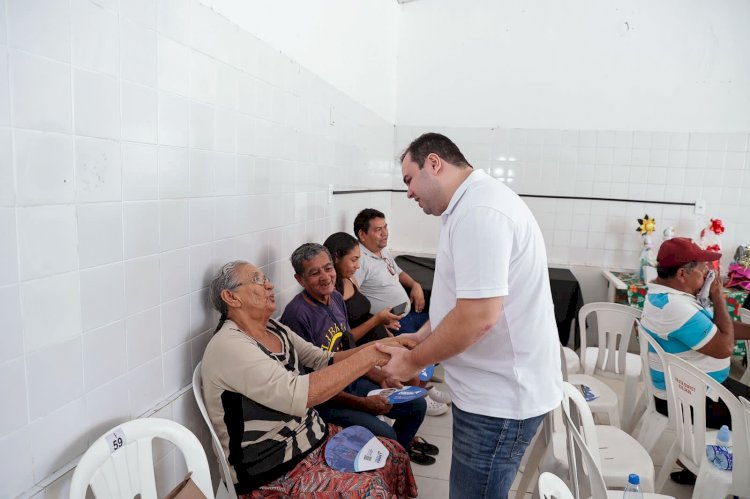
[640,283,729,399]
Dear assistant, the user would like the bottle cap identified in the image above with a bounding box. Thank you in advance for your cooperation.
[628,474,640,485]
[717,424,730,443]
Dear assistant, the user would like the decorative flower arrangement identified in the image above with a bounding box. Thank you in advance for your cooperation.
[636,214,657,281]
[636,214,656,235]
[699,218,724,271]
[727,244,750,291]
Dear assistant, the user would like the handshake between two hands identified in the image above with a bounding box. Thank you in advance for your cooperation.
[367,335,423,386]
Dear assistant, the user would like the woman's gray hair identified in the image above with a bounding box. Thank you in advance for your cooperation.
[209,260,249,315]
[290,243,331,275]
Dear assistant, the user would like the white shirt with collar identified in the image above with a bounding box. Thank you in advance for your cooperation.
[355,245,411,315]
[432,168,562,419]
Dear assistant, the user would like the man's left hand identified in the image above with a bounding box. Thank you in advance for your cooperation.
[410,284,425,313]
[375,342,422,381]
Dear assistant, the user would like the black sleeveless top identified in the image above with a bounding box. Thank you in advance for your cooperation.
[345,282,390,345]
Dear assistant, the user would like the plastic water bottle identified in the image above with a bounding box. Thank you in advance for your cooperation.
[706,424,733,470]
[623,473,643,499]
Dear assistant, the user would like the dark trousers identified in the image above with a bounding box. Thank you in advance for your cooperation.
[315,377,426,451]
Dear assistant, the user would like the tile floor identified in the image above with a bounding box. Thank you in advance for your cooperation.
[411,375,696,498]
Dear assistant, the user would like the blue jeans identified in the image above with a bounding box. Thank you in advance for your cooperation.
[315,378,426,451]
[398,310,429,334]
[449,405,545,499]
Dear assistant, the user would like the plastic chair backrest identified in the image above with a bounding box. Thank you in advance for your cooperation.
[578,302,641,375]
[560,382,601,466]
[637,320,671,416]
[561,408,609,499]
[663,353,748,484]
[69,418,214,499]
[193,362,238,499]
[538,471,574,499]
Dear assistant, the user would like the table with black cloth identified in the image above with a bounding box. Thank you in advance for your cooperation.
[394,255,582,346]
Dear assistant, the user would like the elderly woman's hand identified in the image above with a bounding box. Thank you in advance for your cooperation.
[363,343,392,367]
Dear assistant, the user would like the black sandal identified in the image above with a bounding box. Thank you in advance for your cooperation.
[670,469,696,485]
[409,448,436,465]
[411,436,439,456]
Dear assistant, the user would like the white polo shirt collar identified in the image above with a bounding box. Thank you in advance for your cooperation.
[441,168,483,222]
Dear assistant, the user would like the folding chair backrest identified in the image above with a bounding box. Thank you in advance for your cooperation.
[579,302,641,375]
[538,471,574,499]
[69,418,214,499]
[663,353,745,474]
[638,321,670,415]
[561,404,609,499]
[193,362,238,499]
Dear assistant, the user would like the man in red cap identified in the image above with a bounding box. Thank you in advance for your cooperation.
[640,237,750,484]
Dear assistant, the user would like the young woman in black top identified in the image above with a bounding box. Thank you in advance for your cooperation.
[324,232,403,345]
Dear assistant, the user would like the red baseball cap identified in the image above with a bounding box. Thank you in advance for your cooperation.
[657,237,721,267]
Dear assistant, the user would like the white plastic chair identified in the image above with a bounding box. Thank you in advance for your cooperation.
[655,353,750,498]
[740,309,750,385]
[633,323,674,454]
[561,400,674,499]
[561,382,656,492]
[69,417,214,499]
[193,362,238,499]
[560,341,621,428]
[538,472,574,499]
[513,348,626,498]
[579,302,643,431]
[562,346,581,375]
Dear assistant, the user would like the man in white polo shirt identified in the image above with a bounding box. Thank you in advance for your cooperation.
[379,133,562,498]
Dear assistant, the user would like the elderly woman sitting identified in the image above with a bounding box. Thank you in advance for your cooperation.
[201,261,418,498]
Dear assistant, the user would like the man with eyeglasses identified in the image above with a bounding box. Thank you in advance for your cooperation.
[279,243,433,465]
[353,208,428,335]
[640,237,750,485]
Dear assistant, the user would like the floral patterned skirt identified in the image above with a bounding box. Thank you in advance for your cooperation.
[239,425,418,498]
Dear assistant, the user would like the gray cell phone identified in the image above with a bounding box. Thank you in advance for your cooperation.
[390,302,407,315]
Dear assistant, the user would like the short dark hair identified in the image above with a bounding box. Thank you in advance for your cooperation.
[353,208,385,238]
[324,232,359,293]
[656,261,699,279]
[290,243,331,276]
[400,132,472,169]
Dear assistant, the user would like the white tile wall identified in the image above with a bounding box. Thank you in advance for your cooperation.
[0,208,18,285]
[26,338,84,420]
[0,286,22,364]
[14,130,75,205]
[122,142,158,200]
[0,358,27,438]
[7,0,71,62]
[11,51,72,133]
[79,263,126,332]
[71,0,119,77]
[0,51,9,126]
[82,321,127,391]
[0,0,459,496]
[394,126,750,270]
[17,205,77,280]
[75,136,123,202]
[77,203,124,268]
